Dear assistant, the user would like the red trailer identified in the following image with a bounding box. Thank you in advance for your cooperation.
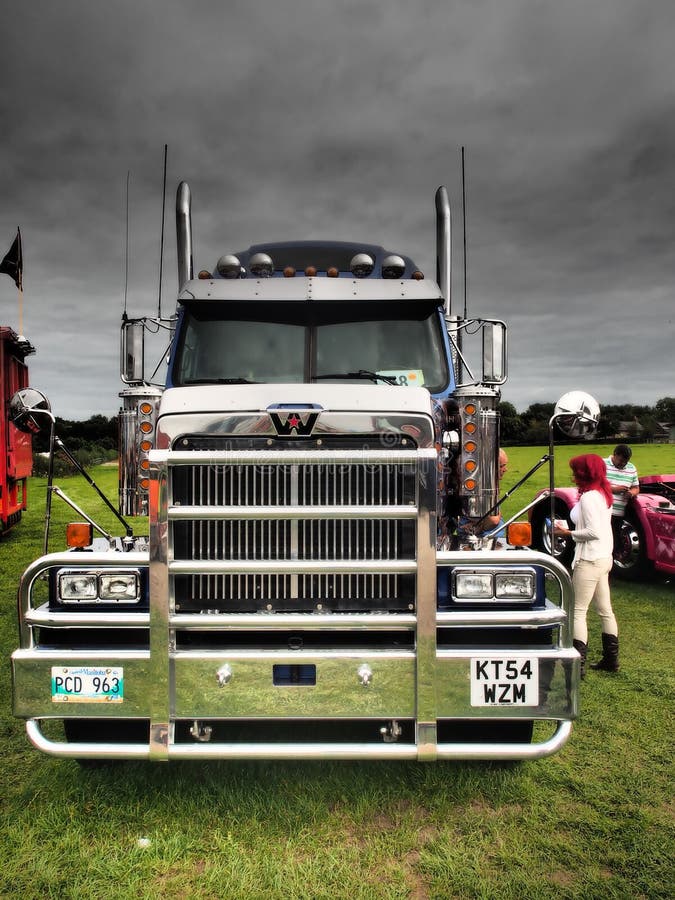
[0,327,35,533]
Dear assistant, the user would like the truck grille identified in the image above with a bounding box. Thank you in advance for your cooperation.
[165,452,422,614]
[171,461,416,507]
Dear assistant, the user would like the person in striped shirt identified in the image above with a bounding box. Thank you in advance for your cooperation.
[604,444,639,549]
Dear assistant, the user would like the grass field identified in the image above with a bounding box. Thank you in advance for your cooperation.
[498,442,674,521]
[0,454,673,899]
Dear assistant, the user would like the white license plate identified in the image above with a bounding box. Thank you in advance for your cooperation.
[51,667,124,703]
[470,657,539,707]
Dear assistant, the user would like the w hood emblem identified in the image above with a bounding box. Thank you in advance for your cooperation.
[269,411,320,436]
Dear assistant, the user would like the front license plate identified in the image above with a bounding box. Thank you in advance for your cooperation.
[51,667,124,703]
[470,657,539,707]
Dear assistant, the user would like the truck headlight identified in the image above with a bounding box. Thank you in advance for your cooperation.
[495,572,535,599]
[59,573,97,602]
[454,572,493,599]
[99,573,139,601]
[57,569,141,604]
[452,567,536,603]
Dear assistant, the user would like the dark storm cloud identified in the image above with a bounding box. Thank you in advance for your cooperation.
[1,0,674,417]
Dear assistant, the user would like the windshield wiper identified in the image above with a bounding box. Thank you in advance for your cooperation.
[184,378,259,385]
[314,370,398,385]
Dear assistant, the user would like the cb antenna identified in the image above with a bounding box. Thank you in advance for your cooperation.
[157,144,168,319]
[461,146,468,320]
[123,170,130,319]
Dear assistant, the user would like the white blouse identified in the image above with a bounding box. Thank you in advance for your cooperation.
[569,489,613,565]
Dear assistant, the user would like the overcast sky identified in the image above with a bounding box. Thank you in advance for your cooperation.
[2,0,674,420]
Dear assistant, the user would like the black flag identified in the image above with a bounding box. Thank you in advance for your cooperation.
[0,229,23,289]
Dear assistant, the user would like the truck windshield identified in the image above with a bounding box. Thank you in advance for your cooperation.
[173,300,450,392]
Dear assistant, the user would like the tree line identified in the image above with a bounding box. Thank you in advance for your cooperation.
[31,414,118,476]
[500,396,675,445]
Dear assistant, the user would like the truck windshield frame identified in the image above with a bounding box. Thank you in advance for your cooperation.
[172,300,450,392]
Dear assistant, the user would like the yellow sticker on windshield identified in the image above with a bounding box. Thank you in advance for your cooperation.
[378,370,425,387]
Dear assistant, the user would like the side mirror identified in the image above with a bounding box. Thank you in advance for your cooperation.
[482,320,507,385]
[552,391,600,438]
[121,319,145,384]
[10,388,53,434]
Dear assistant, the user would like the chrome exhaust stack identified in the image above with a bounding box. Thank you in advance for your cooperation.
[176,181,194,291]
[435,186,452,317]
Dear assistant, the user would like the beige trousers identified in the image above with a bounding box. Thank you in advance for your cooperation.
[572,557,617,644]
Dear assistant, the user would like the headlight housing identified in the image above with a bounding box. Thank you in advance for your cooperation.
[453,567,536,603]
[454,572,493,599]
[57,569,141,605]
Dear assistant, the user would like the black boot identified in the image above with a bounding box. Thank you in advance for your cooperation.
[590,633,620,672]
[573,639,588,679]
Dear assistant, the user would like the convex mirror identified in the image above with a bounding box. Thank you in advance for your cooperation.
[10,388,52,434]
[553,391,600,438]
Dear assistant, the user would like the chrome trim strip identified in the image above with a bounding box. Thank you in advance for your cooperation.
[173,648,414,661]
[20,606,564,630]
[169,559,417,575]
[14,648,149,662]
[152,449,435,466]
[169,505,418,520]
[436,606,566,628]
[177,277,443,304]
[171,613,417,630]
[149,461,171,760]
[415,453,438,759]
[24,719,572,761]
[24,608,150,628]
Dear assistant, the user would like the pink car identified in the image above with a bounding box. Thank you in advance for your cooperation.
[530,474,675,579]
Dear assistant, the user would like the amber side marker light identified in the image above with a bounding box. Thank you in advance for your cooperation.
[66,522,94,548]
[507,522,532,547]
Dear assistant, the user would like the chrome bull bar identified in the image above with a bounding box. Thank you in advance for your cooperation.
[13,439,579,762]
[25,718,573,761]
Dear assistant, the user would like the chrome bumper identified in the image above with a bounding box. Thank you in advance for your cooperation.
[24,718,572,761]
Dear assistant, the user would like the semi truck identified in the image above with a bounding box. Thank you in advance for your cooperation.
[0,327,34,533]
[11,183,598,763]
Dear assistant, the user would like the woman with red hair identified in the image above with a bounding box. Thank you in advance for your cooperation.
[553,454,619,676]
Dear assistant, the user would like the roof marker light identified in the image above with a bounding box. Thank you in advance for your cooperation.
[412,270,424,280]
[382,254,405,278]
[305,265,317,277]
[249,252,274,277]
[198,270,211,280]
[283,266,296,278]
[327,266,339,278]
[350,253,375,277]
[216,254,242,279]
